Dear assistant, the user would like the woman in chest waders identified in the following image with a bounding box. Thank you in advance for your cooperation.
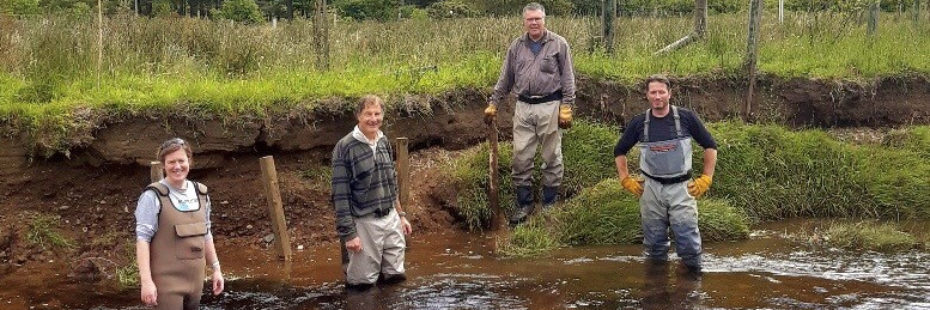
[134,138,224,309]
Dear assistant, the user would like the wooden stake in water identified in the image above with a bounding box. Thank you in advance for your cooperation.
[259,156,293,261]
[150,161,164,183]
[488,117,505,234]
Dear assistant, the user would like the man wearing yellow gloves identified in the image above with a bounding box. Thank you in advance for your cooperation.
[614,75,717,274]
[484,2,576,226]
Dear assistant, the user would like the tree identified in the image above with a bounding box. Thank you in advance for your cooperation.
[218,0,264,22]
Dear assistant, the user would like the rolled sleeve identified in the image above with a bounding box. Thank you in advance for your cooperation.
[134,190,160,243]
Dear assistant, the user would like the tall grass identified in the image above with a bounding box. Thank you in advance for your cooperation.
[470,122,930,255]
[2,13,930,152]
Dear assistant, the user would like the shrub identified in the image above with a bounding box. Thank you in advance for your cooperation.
[426,0,478,18]
[217,0,265,24]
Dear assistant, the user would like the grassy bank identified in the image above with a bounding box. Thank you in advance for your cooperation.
[446,121,618,230]
[444,121,930,255]
[2,13,930,152]
[500,180,750,257]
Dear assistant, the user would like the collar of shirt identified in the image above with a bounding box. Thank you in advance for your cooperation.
[520,30,552,43]
[352,125,384,152]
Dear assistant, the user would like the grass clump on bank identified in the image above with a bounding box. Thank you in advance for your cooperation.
[25,213,74,251]
[500,180,750,257]
[445,121,930,255]
[708,122,930,220]
[444,121,618,230]
[821,221,919,252]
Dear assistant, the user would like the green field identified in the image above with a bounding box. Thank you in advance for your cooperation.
[1,12,930,150]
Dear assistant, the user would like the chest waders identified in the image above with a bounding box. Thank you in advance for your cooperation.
[639,105,692,182]
[147,181,209,310]
[637,106,703,271]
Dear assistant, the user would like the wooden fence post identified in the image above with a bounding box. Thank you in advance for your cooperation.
[603,0,617,54]
[868,0,880,35]
[259,156,292,261]
[395,137,410,207]
[779,0,784,23]
[744,0,764,122]
[150,161,163,183]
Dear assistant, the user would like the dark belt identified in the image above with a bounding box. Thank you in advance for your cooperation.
[642,170,692,185]
[372,207,394,218]
[518,90,563,104]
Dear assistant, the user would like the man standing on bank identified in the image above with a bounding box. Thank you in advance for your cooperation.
[484,2,576,225]
[332,95,413,288]
[614,75,718,274]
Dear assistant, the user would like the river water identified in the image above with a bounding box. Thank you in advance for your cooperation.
[4,220,929,309]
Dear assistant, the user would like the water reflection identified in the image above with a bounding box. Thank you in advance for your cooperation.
[7,220,930,309]
[640,261,703,310]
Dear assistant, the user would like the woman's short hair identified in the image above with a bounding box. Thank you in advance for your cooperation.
[156,138,193,162]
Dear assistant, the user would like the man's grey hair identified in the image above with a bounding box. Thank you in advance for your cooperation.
[523,2,546,17]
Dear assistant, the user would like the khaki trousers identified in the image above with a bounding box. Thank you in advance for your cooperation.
[343,211,406,285]
[511,100,563,188]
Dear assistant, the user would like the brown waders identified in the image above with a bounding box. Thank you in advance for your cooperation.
[147,182,209,310]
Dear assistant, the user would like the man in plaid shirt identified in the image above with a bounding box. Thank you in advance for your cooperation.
[331,95,413,288]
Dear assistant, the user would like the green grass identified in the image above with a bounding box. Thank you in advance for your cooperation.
[445,120,618,230]
[26,213,74,251]
[500,179,751,257]
[2,13,930,153]
[709,122,930,220]
[445,121,930,255]
[116,264,140,288]
[821,221,918,252]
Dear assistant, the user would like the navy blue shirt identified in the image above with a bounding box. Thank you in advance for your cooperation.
[529,40,543,55]
[613,107,717,157]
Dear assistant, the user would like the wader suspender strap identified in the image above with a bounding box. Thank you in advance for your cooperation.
[146,183,171,216]
[642,105,683,142]
[145,181,209,214]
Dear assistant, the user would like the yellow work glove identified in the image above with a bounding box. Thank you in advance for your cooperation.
[687,174,713,198]
[558,104,573,129]
[484,104,497,125]
[621,176,644,198]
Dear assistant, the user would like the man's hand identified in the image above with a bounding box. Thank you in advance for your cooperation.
[211,268,225,295]
[621,176,644,197]
[558,104,573,129]
[345,236,363,253]
[400,217,412,235]
[687,174,713,198]
[484,104,497,125]
[140,279,157,306]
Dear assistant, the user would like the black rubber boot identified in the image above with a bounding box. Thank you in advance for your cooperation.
[510,186,534,226]
[541,186,559,211]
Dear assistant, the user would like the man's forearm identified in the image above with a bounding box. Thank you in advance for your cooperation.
[615,155,630,179]
[702,148,717,177]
